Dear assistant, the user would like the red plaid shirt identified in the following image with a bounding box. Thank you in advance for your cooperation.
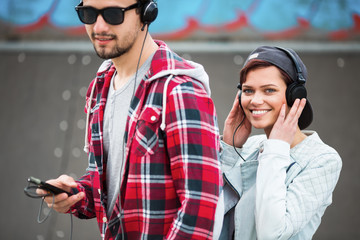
[71,40,221,239]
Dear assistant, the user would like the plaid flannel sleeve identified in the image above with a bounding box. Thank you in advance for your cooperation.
[165,79,221,239]
[69,170,97,219]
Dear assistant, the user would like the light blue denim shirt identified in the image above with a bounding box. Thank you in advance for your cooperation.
[217,131,342,240]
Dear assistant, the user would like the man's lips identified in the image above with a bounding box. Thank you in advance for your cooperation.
[92,34,115,44]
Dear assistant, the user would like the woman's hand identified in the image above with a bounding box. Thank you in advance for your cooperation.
[223,92,252,148]
[269,98,306,144]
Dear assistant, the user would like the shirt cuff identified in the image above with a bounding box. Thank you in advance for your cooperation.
[259,139,290,157]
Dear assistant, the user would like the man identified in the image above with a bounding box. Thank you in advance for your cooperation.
[43,0,221,239]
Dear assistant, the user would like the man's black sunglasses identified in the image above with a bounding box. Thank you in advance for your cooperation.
[75,2,140,25]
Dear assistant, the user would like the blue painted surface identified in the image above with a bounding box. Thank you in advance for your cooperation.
[0,0,359,39]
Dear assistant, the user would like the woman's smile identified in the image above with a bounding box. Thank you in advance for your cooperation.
[250,109,271,116]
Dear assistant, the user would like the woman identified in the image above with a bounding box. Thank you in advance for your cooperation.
[218,46,342,240]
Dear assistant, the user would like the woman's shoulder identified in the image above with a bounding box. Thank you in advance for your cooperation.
[293,131,342,168]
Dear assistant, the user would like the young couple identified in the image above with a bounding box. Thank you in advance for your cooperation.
[40,0,341,239]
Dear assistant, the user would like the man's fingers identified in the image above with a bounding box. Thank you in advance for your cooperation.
[43,192,68,204]
[46,192,85,213]
[36,188,48,196]
[46,175,77,192]
[58,175,77,188]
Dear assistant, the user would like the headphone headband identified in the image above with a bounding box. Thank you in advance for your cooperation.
[275,47,306,84]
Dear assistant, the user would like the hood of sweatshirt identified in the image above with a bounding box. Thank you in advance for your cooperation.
[147,55,211,96]
[145,40,211,96]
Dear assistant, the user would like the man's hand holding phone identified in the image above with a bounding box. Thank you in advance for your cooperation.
[35,175,85,213]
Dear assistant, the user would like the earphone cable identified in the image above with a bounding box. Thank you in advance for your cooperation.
[37,196,54,224]
[119,22,150,240]
[24,185,73,240]
[132,25,149,98]
[232,115,246,162]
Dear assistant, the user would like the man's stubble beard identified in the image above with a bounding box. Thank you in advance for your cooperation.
[94,43,132,59]
[93,31,138,60]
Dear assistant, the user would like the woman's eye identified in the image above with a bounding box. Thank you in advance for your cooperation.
[265,88,276,93]
[243,89,253,94]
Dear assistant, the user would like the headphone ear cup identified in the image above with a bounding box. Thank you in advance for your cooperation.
[238,91,241,106]
[238,90,244,112]
[286,82,307,106]
[141,1,158,25]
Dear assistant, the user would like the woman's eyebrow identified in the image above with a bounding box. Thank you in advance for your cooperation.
[260,84,279,88]
[242,84,278,88]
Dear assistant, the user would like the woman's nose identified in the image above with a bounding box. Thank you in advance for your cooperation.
[250,92,264,105]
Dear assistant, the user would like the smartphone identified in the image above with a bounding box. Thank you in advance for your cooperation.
[28,176,72,196]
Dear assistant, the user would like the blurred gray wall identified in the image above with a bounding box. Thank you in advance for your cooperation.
[0,41,359,239]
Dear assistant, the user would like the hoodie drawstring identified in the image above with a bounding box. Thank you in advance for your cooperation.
[83,79,97,153]
[160,75,173,131]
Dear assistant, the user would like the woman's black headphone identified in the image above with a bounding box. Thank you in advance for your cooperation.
[276,47,307,106]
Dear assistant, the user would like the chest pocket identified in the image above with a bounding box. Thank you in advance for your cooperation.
[132,106,162,156]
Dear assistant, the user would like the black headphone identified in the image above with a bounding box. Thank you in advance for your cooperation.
[140,0,158,29]
[237,83,244,111]
[276,47,307,107]
[237,47,307,109]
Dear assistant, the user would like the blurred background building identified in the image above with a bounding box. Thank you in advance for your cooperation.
[1,0,359,239]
